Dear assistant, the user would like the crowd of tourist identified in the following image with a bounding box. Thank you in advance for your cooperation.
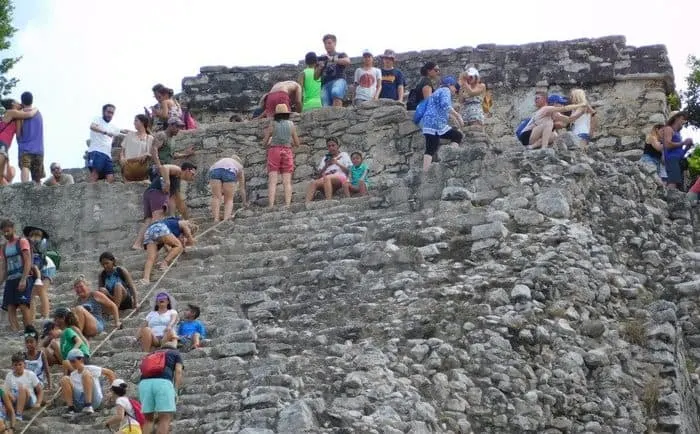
[0,33,698,433]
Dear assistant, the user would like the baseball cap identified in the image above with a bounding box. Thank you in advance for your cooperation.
[441,76,460,90]
[111,379,127,388]
[66,348,85,361]
[466,67,479,77]
[381,49,396,60]
[42,321,56,338]
[547,94,568,105]
[361,49,372,57]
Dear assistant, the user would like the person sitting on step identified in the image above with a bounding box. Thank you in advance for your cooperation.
[51,307,93,374]
[176,304,206,351]
[4,352,43,421]
[97,252,138,311]
[73,275,122,334]
[136,292,179,352]
[0,385,17,433]
[59,349,116,416]
[305,137,352,203]
[23,325,51,391]
[342,151,370,197]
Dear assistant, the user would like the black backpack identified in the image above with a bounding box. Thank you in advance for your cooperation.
[406,86,421,111]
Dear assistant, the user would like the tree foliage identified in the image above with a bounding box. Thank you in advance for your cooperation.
[682,55,700,128]
[0,0,19,97]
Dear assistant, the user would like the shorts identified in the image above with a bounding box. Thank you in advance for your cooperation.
[95,316,105,334]
[119,290,135,310]
[518,130,532,147]
[73,391,102,410]
[321,79,348,106]
[665,156,683,184]
[267,146,295,174]
[640,154,667,178]
[138,378,177,414]
[144,222,171,247]
[10,389,37,409]
[143,189,169,219]
[19,153,45,182]
[208,167,237,183]
[41,256,56,282]
[323,171,348,184]
[264,91,292,117]
[86,151,114,179]
[118,425,143,434]
[424,129,464,157]
[122,159,150,181]
[0,142,8,157]
[1,277,35,311]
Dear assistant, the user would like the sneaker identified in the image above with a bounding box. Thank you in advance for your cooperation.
[15,414,23,421]
[62,406,77,418]
[82,405,94,414]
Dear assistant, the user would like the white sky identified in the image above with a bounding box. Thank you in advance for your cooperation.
[4,0,700,171]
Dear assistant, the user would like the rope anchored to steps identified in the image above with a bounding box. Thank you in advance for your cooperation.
[21,212,237,433]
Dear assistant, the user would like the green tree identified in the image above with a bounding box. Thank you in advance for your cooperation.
[0,0,20,97]
[682,55,700,128]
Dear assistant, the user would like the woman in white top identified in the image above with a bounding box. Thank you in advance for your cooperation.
[208,155,248,222]
[120,114,154,181]
[568,89,596,151]
[104,379,142,433]
[136,292,178,352]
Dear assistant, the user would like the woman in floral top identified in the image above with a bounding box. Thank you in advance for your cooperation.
[421,76,464,171]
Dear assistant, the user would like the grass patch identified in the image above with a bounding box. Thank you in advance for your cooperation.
[622,319,647,346]
[642,376,662,416]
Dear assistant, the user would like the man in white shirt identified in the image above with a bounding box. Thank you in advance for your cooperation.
[87,104,128,183]
[305,137,353,203]
[59,349,116,415]
[4,352,43,421]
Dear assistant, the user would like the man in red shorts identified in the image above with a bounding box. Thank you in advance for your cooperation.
[262,81,303,117]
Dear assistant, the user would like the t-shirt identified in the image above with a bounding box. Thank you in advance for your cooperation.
[318,52,348,85]
[379,68,406,100]
[17,111,44,155]
[4,370,40,402]
[163,217,182,238]
[153,131,174,164]
[210,158,242,176]
[349,163,369,186]
[122,132,153,159]
[116,396,138,429]
[0,120,17,147]
[69,365,103,403]
[140,350,183,382]
[43,173,75,186]
[318,152,352,176]
[0,237,30,280]
[60,327,90,360]
[88,117,120,157]
[354,67,382,102]
[145,310,177,338]
[178,320,206,338]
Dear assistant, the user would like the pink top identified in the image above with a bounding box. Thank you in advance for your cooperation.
[0,120,17,147]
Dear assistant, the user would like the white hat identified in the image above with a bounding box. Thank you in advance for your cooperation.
[111,379,127,388]
[466,67,479,77]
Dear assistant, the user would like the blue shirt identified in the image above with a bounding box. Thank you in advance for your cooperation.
[665,131,685,159]
[140,349,183,382]
[349,163,369,186]
[17,111,44,154]
[421,87,453,136]
[177,320,206,339]
[379,68,405,100]
[163,217,182,237]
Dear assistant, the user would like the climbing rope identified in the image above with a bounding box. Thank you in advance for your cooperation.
[21,212,238,433]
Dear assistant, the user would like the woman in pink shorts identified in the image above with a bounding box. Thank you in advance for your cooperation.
[305,137,353,203]
[261,104,300,209]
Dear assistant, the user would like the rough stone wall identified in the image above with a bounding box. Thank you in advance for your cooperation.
[181,35,674,150]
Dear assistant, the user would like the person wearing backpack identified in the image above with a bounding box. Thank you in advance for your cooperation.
[138,342,184,434]
[406,62,439,111]
[104,379,144,433]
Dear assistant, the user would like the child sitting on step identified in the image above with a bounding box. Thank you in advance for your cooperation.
[343,151,369,197]
[176,304,206,351]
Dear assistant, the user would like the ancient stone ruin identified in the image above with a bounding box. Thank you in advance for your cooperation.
[1,35,699,433]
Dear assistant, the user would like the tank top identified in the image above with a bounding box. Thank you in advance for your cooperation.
[270,120,293,147]
[643,142,662,160]
[0,120,17,147]
[572,112,591,136]
[81,293,104,321]
[25,352,45,383]
[664,131,685,159]
[302,68,322,111]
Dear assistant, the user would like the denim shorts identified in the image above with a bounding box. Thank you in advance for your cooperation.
[143,222,171,247]
[74,391,102,410]
[321,79,347,106]
[208,167,237,183]
[87,151,114,179]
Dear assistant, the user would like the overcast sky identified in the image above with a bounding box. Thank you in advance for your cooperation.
[4,0,699,172]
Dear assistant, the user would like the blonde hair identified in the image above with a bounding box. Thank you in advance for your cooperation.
[646,124,664,143]
[458,72,469,83]
[570,89,588,105]
[73,274,87,287]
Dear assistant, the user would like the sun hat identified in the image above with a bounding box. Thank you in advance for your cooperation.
[22,225,49,240]
[465,67,479,78]
[381,49,396,60]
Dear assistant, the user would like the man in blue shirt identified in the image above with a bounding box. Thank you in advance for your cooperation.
[378,50,406,102]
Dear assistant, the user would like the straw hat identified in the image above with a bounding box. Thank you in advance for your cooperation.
[275,104,290,115]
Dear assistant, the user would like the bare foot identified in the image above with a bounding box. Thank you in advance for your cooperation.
[131,245,141,251]
[139,278,150,286]
[157,261,169,271]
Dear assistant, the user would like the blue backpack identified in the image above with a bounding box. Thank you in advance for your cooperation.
[413,99,429,125]
[515,118,531,138]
